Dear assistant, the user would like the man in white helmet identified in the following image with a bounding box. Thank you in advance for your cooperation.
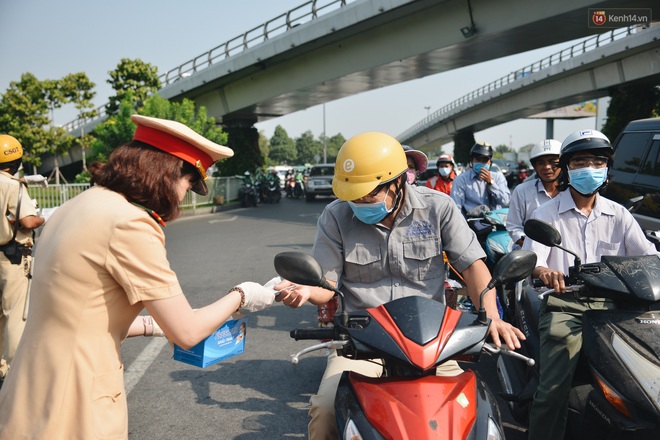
[507,139,562,248]
[0,135,44,386]
[275,132,525,440]
[523,129,658,440]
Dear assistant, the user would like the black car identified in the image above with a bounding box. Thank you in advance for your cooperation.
[603,117,660,249]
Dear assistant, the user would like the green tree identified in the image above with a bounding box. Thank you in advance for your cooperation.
[324,133,345,164]
[493,144,512,159]
[61,72,98,171]
[106,58,161,115]
[91,95,138,160]
[601,84,660,142]
[258,130,270,164]
[296,130,322,165]
[452,131,475,165]
[269,125,297,164]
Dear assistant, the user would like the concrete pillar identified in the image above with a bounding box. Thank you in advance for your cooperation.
[545,119,554,139]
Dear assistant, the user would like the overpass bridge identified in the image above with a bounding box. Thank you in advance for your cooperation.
[51,0,658,176]
[397,24,660,150]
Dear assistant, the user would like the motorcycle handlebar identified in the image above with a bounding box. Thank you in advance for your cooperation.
[290,328,335,341]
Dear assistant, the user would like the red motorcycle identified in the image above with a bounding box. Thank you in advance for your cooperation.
[275,250,537,439]
[516,162,528,184]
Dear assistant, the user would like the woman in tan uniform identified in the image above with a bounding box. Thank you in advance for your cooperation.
[0,115,277,439]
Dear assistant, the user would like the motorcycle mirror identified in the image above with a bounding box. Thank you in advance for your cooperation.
[523,219,583,273]
[524,219,561,247]
[477,250,537,324]
[274,252,324,286]
[491,250,537,285]
[274,252,349,326]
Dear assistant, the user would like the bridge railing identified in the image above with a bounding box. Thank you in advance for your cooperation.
[62,0,351,133]
[397,25,641,142]
[161,0,351,85]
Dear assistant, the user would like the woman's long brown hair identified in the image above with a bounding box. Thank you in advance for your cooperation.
[89,141,190,222]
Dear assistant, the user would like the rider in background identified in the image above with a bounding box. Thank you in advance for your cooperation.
[522,129,658,440]
[402,144,428,186]
[450,142,510,214]
[426,154,457,196]
[507,139,561,249]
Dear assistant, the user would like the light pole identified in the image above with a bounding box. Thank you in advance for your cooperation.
[424,106,431,118]
[323,103,327,164]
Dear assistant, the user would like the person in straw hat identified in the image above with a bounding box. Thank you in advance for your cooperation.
[0,115,279,439]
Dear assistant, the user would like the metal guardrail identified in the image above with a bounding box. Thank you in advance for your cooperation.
[397,25,643,142]
[27,177,243,213]
[62,0,351,133]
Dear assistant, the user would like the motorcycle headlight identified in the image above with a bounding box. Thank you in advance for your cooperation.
[343,418,363,440]
[487,417,504,440]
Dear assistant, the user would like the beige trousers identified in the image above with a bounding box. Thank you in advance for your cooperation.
[0,254,30,378]
[308,350,463,440]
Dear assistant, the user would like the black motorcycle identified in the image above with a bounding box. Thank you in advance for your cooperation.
[496,219,660,439]
[239,174,259,207]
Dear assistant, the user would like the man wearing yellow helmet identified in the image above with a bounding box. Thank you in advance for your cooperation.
[0,135,44,386]
[275,132,525,439]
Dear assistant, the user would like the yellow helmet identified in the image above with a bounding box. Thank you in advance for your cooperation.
[332,132,407,201]
[0,135,23,164]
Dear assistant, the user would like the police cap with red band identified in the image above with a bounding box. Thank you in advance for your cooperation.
[131,114,234,195]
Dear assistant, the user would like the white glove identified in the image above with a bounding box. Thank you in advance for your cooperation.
[236,280,278,312]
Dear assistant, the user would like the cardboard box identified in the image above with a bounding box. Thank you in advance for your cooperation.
[173,317,248,368]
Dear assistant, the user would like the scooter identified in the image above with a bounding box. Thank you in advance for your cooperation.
[496,219,660,438]
[293,178,305,199]
[239,173,259,207]
[466,205,514,318]
[275,249,537,440]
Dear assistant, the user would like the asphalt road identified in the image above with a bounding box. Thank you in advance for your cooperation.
[121,195,527,439]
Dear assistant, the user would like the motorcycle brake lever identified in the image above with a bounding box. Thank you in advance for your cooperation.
[537,285,581,300]
[484,343,535,367]
[290,340,347,365]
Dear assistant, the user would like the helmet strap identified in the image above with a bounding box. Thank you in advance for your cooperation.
[385,175,405,219]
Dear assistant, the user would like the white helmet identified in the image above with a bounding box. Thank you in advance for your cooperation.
[560,129,612,159]
[529,139,561,162]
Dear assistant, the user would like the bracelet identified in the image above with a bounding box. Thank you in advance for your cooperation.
[229,286,246,311]
[142,316,154,337]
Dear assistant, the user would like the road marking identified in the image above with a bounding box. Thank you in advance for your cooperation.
[124,337,168,394]
[209,215,238,223]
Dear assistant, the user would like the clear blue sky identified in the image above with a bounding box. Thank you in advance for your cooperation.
[1,0,604,154]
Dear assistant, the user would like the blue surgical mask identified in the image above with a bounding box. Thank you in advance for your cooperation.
[568,167,608,195]
[438,167,452,178]
[473,162,490,174]
[348,188,393,224]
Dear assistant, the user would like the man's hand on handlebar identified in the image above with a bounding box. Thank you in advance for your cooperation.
[534,267,567,293]
[488,317,525,351]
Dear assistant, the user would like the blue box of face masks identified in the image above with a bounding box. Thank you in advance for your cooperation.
[173,317,248,368]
